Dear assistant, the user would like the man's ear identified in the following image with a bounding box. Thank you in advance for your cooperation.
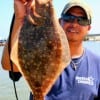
[59,18,61,24]
[88,25,91,31]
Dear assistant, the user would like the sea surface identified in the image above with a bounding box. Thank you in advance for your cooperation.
[0,47,30,100]
[0,41,100,100]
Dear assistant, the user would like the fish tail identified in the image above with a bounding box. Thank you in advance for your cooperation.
[34,92,44,100]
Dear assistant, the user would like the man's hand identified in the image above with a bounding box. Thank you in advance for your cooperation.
[14,0,34,20]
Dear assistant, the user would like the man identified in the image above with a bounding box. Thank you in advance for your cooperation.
[1,0,100,100]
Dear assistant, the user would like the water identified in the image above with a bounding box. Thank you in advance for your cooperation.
[0,47,30,100]
[0,41,100,100]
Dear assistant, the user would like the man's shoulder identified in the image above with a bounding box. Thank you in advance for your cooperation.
[85,48,100,61]
[85,49,100,59]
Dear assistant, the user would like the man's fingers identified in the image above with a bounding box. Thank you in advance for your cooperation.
[14,0,26,19]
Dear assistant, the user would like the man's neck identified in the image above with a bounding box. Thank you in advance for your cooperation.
[69,41,84,58]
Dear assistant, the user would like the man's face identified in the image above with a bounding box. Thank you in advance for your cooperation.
[60,6,91,42]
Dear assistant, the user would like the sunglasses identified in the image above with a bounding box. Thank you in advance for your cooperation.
[61,13,91,26]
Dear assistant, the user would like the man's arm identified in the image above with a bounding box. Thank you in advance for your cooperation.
[1,14,22,81]
[1,0,34,80]
[1,14,20,72]
[1,0,27,72]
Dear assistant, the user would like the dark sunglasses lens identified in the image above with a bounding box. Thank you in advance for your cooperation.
[62,15,75,23]
[62,14,90,26]
[78,18,90,26]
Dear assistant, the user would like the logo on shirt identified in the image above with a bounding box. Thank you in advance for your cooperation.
[75,76,94,85]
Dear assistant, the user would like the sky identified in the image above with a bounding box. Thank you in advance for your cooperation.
[0,0,100,39]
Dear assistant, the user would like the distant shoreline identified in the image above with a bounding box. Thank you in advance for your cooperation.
[0,43,5,46]
[0,34,100,46]
[0,40,6,46]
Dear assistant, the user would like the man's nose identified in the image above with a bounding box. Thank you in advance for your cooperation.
[71,18,79,26]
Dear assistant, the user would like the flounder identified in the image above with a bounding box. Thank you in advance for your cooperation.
[11,0,71,100]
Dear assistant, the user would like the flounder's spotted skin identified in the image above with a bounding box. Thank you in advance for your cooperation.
[18,2,70,100]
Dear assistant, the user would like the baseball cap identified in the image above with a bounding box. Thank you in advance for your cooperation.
[61,0,93,24]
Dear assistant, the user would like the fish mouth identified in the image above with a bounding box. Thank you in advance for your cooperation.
[25,0,52,25]
[36,0,50,5]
